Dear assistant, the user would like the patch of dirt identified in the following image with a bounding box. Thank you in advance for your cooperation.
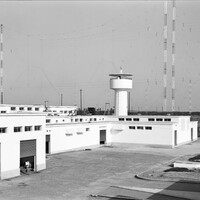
[139,154,200,181]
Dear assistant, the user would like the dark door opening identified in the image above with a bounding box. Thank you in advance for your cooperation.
[20,156,34,172]
[174,130,177,146]
[46,135,50,154]
[20,140,36,173]
[191,128,193,141]
[100,129,106,144]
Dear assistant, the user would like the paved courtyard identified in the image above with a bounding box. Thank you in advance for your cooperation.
[1,140,200,200]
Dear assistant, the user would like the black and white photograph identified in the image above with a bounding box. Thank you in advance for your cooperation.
[0,0,200,199]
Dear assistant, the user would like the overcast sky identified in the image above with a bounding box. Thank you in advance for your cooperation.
[0,1,200,111]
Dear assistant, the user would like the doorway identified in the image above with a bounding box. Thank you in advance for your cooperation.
[20,140,36,173]
[100,129,106,144]
[174,130,177,146]
[191,128,193,141]
[46,135,50,154]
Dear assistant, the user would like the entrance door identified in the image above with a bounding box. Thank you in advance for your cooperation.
[191,128,193,141]
[174,130,177,146]
[46,135,50,154]
[100,130,106,144]
[20,140,36,172]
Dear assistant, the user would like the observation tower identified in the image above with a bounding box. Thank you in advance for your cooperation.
[109,68,132,116]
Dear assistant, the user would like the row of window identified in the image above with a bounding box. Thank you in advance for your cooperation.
[119,118,171,122]
[129,126,152,130]
[11,107,40,111]
[119,118,139,121]
[0,125,42,133]
[65,127,90,136]
[46,117,105,124]
[148,118,171,122]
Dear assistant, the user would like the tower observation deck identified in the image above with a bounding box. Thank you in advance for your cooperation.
[109,68,133,116]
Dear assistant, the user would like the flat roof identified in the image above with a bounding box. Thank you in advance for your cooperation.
[109,73,132,77]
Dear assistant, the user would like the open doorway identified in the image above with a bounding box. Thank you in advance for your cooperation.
[20,140,36,174]
[100,129,106,144]
[46,135,50,154]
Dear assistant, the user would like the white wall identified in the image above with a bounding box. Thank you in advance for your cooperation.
[46,123,111,154]
[110,123,173,147]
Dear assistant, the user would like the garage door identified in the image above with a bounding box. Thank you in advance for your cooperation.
[20,140,36,158]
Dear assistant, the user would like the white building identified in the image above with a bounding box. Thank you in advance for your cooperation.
[44,115,197,155]
[0,104,78,116]
[0,113,46,180]
[0,70,197,180]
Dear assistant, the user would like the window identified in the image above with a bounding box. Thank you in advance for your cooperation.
[56,120,58,123]
[156,118,163,121]
[34,125,42,131]
[80,118,83,122]
[129,126,135,129]
[46,119,50,123]
[145,126,152,130]
[1,111,6,113]
[126,118,132,121]
[19,107,24,111]
[27,107,32,111]
[35,107,39,111]
[75,119,78,122]
[119,118,124,121]
[86,128,90,131]
[14,127,22,132]
[62,119,65,122]
[133,118,139,121]
[94,118,97,121]
[71,119,73,122]
[11,107,16,111]
[164,118,171,122]
[148,118,155,121]
[25,126,32,132]
[0,127,7,133]
[137,126,143,130]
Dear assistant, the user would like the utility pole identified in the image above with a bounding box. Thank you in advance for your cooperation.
[171,0,176,111]
[163,1,168,112]
[0,24,3,104]
[60,94,63,106]
[80,89,82,114]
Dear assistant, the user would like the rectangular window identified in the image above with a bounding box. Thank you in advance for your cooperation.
[25,126,32,132]
[80,118,83,122]
[86,128,90,131]
[133,118,139,121]
[1,111,6,113]
[34,125,42,131]
[129,126,135,130]
[137,126,143,130]
[94,118,97,121]
[19,107,24,111]
[14,126,22,132]
[126,118,132,121]
[75,119,78,122]
[156,118,163,121]
[148,118,155,121]
[46,119,50,123]
[119,118,124,121]
[35,107,39,111]
[27,107,32,111]
[145,126,152,130]
[164,118,171,122]
[0,127,7,133]
[11,107,16,111]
